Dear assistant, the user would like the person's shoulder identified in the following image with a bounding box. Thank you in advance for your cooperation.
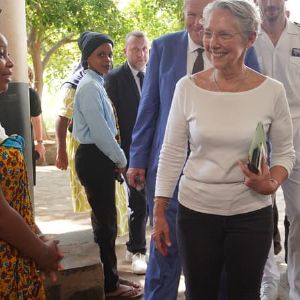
[263,76,285,92]
[175,74,193,89]
[29,87,39,98]
[287,20,300,34]
[77,71,99,91]
[154,30,186,44]
[105,64,125,79]
[294,22,300,27]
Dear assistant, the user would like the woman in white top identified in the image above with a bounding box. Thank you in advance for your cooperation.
[153,0,295,299]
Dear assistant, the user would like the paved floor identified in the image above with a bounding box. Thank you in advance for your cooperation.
[34,165,288,299]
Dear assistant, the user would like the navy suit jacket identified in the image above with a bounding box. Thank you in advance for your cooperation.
[105,61,140,163]
[129,30,260,207]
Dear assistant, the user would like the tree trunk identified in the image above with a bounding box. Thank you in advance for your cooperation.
[30,41,44,98]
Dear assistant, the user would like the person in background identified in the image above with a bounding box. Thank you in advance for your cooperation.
[254,0,300,299]
[105,30,149,275]
[0,32,63,299]
[73,31,143,299]
[55,63,90,212]
[126,0,260,298]
[153,0,295,298]
[56,49,128,236]
[28,66,46,184]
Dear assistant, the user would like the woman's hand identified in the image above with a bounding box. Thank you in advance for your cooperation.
[238,157,279,195]
[152,198,172,256]
[37,239,64,282]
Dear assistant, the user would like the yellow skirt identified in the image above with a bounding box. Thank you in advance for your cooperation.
[67,133,128,236]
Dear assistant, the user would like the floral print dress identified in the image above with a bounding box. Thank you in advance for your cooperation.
[0,136,45,300]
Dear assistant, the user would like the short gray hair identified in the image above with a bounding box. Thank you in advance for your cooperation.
[203,0,261,40]
[125,31,148,46]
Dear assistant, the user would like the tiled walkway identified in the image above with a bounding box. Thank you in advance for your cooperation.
[34,165,288,299]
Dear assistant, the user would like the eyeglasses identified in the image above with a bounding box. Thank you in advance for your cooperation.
[202,30,245,41]
[186,13,204,25]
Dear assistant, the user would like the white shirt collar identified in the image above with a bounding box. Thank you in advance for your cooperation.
[258,17,292,36]
[188,33,203,53]
[127,62,146,76]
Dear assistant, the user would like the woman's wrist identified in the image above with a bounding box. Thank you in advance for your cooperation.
[35,242,50,269]
[269,177,280,193]
[154,197,169,207]
[154,197,169,214]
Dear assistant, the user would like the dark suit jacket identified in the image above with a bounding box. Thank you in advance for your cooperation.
[104,61,140,163]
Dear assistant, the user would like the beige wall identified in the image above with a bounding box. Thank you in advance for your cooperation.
[0,0,28,83]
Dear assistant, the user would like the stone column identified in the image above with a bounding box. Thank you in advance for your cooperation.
[0,0,34,195]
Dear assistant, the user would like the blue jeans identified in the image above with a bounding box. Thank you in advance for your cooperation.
[177,203,273,300]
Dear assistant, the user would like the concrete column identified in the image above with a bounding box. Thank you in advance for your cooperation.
[0,1,33,195]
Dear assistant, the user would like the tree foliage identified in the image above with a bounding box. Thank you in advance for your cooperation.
[26,0,184,98]
[26,0,127,95]
[122,0,183,40]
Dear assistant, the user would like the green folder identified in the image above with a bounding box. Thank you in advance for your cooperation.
[248,122,267,174]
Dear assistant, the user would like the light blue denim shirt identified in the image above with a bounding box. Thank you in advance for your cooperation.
[73,69,127,168]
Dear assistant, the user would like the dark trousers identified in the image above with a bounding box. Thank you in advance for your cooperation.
[177,203,273,300]
[75,144,119,293]
[124,176,147,254]
[273,197,282,254]
[284,215,290,263]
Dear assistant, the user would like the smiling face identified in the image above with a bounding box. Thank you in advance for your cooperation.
[87,43,113,75]
[0,34,13,93]
[184,0,213,46]
[203,8,254,71]
[256,0,285,23]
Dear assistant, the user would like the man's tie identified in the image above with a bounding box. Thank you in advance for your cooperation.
[137,71,144,90]
[192,48,204,74]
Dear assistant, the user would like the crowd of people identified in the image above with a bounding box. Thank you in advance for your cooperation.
[1,0,299,299]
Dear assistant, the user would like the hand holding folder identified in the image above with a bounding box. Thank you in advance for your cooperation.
[248,122,267,174]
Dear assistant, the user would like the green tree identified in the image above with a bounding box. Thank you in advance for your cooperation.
[26,0,185,99]
[123,0,184,40]
[26,0,127,96]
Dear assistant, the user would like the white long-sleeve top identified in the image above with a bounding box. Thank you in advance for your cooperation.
[155,76,295,216]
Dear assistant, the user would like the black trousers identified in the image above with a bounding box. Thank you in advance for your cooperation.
[75,144,119,293]
[124,175,147,254]
[177,203,273,300]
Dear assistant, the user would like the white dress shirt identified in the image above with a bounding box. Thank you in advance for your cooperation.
[187,34,211,74]
[254,20,300,119]
[127,62,146,95]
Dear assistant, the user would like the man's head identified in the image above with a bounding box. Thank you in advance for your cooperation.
[256,0,286,23]
[124,31,149,71]
[184,0,214,45]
